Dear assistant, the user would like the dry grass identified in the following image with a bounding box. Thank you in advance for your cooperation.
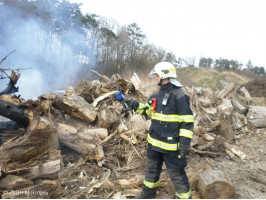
[122,67,253,93]
[177,67,252,91]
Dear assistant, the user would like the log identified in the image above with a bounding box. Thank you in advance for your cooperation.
[91,70,111,82]
[0,95,32,125]
[231,96,248,114]
[57,123,108,154]
[239,87,252,103]
[5,157,62,179]
[191,147,221,157]
[0,117,58,164]
[224,142,246,160]
[197,141,214,151]
[225,149,238,161]
[130,73,144,91]
[202,133,215,141]
[246,106,266,128]
[197,170,236,199]
[216,83,234,99]
[62,87,97,123]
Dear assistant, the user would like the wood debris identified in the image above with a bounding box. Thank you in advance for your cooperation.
[0,71,265,199]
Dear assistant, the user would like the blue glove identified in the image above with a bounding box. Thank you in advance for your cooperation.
[115,91,124,101]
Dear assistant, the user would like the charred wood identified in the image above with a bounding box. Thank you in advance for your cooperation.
[0,70,20,95]
[0,95,32,125]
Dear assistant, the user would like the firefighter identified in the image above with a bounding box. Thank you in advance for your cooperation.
[124,62,194,199]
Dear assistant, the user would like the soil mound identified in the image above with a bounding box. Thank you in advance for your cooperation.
[243,79,266,97]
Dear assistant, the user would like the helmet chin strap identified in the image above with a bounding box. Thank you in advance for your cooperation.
[158,79,163,86]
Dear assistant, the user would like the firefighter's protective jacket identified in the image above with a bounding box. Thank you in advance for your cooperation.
[135,82,194,153]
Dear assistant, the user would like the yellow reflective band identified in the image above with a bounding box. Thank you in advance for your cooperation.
[151,113,194,123]
[151,113,180,122]
[176,189,192,199]
[143,179,159,188]
[136,103,150,115]
[146,109,151,117]
[136,103,145,114]
[147,134,178,151]
[179,115,194,123]
[179,129,193,139]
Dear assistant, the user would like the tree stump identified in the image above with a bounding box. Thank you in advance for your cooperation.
[246,106,266,128]
[96,107,120,129]
[197,170,236,199]
[186,160,213,190]
[0,117,58,164]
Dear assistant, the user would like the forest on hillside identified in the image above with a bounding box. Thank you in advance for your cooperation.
[0,0,264,94]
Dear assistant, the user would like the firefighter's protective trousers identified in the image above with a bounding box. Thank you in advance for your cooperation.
[142,148,191,199]
[135,82,194,199]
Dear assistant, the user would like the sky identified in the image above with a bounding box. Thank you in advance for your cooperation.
[70,0,266,68]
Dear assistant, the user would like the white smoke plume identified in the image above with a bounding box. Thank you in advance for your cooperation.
[0,1,93,100]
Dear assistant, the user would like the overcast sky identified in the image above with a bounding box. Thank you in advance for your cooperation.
[70,0,266,68]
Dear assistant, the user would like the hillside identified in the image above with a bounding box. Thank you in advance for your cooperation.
[176,67,252,91]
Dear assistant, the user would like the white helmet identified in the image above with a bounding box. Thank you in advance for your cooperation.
[149,62,177,79]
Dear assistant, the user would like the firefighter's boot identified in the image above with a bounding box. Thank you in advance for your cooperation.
[134,192,156,199]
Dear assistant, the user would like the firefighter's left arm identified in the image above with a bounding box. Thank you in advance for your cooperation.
[127,98,151,118]
[177,94,194,157]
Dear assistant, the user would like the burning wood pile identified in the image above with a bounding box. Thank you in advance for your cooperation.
[0,70,265,199]
[0,71,151,198]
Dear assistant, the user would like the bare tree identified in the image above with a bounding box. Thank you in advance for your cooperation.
[182,56,196,67]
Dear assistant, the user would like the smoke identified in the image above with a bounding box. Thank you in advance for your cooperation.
[0,1,93,100]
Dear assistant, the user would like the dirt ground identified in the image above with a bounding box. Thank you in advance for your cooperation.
[191,129,266,199]
[242,79,266,97]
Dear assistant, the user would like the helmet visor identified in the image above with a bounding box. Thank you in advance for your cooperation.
[148,68,158,77]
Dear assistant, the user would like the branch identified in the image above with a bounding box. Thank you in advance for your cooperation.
[0,50,16,65]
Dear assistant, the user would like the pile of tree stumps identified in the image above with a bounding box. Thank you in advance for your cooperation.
[0,71,265,198]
